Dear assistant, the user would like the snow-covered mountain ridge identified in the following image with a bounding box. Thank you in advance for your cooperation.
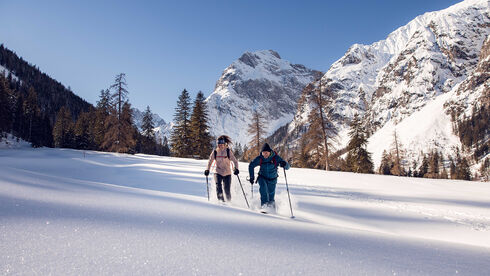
[281,0,489,170]
[205,50,322,146]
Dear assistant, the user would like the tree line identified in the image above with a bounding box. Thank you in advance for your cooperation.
[0,69,170,156]
[51,73,170,155]
[170,89,213,158]
[241,78,487,181]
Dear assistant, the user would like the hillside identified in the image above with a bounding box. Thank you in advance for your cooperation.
[275,0,489,173]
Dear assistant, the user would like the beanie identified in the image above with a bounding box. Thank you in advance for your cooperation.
[261,143,272,153]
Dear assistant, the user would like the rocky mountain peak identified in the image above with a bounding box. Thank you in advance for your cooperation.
[278,0,489,172]
[205,50,321,146]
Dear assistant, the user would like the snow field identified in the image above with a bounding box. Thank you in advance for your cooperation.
[1,148,489,275]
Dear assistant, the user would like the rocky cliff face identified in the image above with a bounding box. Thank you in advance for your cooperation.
[282,0,489,170]
[205,50,321,146]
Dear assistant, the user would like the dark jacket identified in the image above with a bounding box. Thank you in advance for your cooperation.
[249,151,290,180]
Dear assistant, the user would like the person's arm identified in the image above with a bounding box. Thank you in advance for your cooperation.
[248,156,260,180]
[229,149,239,171]
[206,150,215,171]
[277,155,291,170]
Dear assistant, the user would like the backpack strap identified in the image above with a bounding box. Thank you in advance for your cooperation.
[259,152,277,167]
[214,148,230,159]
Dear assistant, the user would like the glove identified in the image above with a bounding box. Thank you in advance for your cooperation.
[234,169,239,175]
[279,161,287,168]
[249,177,254,185]
[204,170,209,176]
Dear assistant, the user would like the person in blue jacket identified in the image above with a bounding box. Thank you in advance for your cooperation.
[248,143,290,209]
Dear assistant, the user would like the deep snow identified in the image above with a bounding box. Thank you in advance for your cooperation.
[1,147,489,275]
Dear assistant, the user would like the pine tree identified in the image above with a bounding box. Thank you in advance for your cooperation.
[12,93,25,139]
[233,143,243,161]
[480,158,489,181]
[74,111,95,150]
[449,156,457,179]
[23,87,40,142]
[412,160,419,177]
[141,105,156,154]
[53,106,74,148]
[455,153,471,181]
[170,89,192,157]
[161,136,171,156]
[189,91,212,159]
[94,89,111,150]
[247,109,268,156]
[419,155,429,178]
[0,74,12,133]
[141,106,155,139]
[293,133,312,168]
[119,102,137,153]
[304,79,337,170]
[390,130,405,176]
[109,73,129,146]
[241,144,249,161]
[345,114,374,174]
[427,150,440,178]
[102,74,137,154]
[379,150,393,175]
[110,73,129,122]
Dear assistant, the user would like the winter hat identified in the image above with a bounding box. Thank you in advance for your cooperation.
[261,143,272,153]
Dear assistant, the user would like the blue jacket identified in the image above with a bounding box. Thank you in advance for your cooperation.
[249,151,290,181]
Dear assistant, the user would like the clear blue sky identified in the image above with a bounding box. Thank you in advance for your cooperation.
[0,0,460,122]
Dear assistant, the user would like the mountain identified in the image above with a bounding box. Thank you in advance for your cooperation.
[132,107,172,143]
[277,0,489,172]
[0,44,92,147]
[0,44,92,123]
[205,50,322,146]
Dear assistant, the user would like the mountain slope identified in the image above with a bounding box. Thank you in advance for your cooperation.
[205,50,321,146]
[281,0,489,170]
[0,44,92,122]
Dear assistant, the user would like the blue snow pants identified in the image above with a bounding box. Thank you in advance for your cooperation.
[258,176,277,206]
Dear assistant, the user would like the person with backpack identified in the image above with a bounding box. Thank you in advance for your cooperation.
[204,135,239,202]
[248,143,290,210]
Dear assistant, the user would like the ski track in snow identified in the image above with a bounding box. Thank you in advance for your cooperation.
[1,148,490,275]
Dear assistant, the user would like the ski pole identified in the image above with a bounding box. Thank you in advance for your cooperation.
[236,175,250,208]
[251,182,253,198]
[283,168,294,218]
[247,176,254,198]
[206,175,210,201]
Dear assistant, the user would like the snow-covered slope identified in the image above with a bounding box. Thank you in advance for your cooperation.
[284,0,489,169]
[1,148,489,274]
[0,133,31,149]
[205,50,321,146]
[0,64,20,82]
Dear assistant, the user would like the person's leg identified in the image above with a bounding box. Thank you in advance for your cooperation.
[223,175,232,201]
[215,174,224,201]
[268,179,277,208]
[258,177,269,206]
